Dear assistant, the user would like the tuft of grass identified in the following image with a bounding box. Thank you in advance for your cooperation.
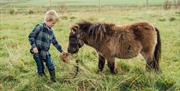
[169,17,176,21]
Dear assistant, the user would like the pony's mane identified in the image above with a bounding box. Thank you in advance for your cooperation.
[77,20,115,41]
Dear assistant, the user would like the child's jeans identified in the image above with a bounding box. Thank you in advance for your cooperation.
[33,54,55,75]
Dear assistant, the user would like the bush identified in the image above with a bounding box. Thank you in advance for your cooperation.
[28,9,34,14]
[9,8,17,15]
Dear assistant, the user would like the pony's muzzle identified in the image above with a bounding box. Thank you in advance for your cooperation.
[68,47,78,54]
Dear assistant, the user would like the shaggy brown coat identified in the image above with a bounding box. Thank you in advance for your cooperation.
[68,21,161,73]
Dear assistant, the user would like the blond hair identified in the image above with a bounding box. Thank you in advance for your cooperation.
[44,10,59,22]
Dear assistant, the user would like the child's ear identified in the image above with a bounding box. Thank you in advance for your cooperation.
[70,24,79,33]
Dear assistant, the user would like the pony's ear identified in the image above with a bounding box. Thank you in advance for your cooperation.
[71,24,79,34]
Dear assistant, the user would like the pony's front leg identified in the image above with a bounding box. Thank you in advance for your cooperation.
[98,54,105,72]
[107,57,117,74]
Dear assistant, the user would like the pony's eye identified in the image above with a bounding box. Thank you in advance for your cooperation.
[71,31,76,34]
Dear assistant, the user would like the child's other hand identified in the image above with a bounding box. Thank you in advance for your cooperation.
[60,52,70,63]
[33,47,39,54]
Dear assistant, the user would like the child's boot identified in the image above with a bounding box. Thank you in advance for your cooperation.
[49,70,56,82]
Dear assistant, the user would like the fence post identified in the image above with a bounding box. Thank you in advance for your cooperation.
[98,0,101,12]
[49,0,52,8]
[146,0,149,8]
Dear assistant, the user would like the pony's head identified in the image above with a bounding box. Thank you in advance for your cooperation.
[68,24,85,54]
[68,20,114,54]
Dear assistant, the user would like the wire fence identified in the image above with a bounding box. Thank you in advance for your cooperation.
[0,0,180,14]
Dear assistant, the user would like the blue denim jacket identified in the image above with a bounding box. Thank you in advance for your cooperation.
[28,23,63,59]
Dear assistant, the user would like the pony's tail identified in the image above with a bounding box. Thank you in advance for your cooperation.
[153,27,161,71]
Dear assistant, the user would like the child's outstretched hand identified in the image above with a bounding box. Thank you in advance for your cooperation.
[60,52,70,63]
[33,47,39,54]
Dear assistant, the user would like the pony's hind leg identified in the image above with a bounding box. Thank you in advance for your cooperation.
[107,57,117,74]
[98,54,105,72]
[141,51,156,71]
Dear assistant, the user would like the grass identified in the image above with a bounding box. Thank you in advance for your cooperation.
[0,0,166,6]
[0,0,180,91]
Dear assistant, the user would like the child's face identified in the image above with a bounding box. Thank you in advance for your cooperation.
[46,21,57,28]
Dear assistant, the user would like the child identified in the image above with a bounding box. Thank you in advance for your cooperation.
[28,10,65,82]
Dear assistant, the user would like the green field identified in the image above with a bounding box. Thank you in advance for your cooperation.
[0,0,180,91]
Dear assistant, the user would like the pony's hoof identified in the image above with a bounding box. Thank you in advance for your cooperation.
[111,69,118,74]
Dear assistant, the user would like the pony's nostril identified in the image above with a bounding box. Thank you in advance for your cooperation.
[68,47,76,53]
[72,48,76,51]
